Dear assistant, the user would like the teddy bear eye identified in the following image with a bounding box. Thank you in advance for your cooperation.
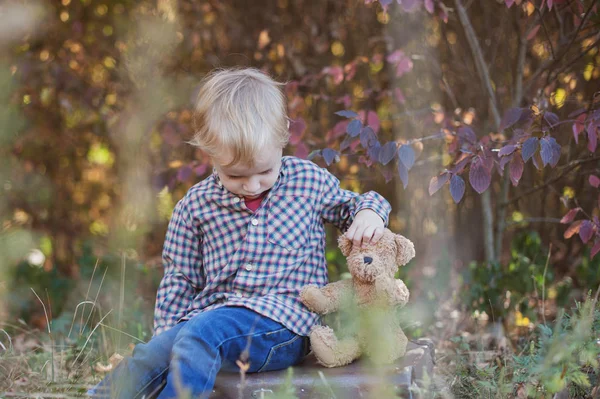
[363,256,373,264]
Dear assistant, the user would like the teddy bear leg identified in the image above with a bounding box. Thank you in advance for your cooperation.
[309,325,361,368]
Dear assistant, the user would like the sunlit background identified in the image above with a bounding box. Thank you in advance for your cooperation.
[1,0,600,396]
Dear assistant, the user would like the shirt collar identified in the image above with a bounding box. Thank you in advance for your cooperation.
[211,156,289,191]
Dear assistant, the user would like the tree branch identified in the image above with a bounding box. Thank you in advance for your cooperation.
[563,0,596,60]
[454,0,502,129]
[501,155,600,207]
[545,36,600,87]
[524,10,599,94]
[536,7,556,60]
[495,18,530,258]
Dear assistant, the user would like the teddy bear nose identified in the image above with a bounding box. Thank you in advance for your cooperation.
[363,256,373,264]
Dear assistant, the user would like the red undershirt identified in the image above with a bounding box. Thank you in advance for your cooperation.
[243,190,269,212]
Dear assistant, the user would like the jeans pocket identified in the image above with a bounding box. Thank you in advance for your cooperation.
[256,334,304,373]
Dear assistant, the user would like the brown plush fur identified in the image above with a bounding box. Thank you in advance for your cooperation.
[300,228,415,367]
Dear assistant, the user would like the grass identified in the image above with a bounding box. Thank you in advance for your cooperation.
[2,258,600,398]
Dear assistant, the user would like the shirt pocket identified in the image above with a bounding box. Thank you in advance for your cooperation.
[267,195,313,251]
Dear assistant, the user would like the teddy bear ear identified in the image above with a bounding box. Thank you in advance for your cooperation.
[395,234,416,266]
[338,234,353,256]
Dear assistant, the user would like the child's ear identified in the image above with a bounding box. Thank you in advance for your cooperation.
[338,234,353,256]
[394,234,416,266]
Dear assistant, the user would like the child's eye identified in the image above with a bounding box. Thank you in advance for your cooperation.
[228,175,241,180]
[260,169,272,175]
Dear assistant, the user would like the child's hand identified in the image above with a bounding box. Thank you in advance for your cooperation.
[345,209,385,248]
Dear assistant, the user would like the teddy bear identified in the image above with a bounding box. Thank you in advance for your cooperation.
[300,228,415,368]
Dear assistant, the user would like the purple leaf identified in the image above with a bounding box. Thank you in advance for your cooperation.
[346,119,362,137]
[424,0,434,13]
[379,141,397,165]
[366,110,381,133]
[451,155,472,174]
[579,220,594,244]
[360,126,377,149]
[398,145,415,170]
[193,164,208,176]
[590,175,600,188]
[289,118,307,143]
[177,166,193,182]
[518,108,535,125]
[458,126,477,144]
[335,110,358,119]
[450,174,466,203]
[500,107,524,131]
[499,154,513,169]
[560,208,580,224]
[527,25,540,41]
[482,149,494,171]
[469,158,491,194]
[380,166,394,183]
[549,138,561,167]
[340,136,355,152]
[544,112,559,128]
[565,220,583,239]
[498,144,517,157]
[588,124,598,153]
[162,122,181,147]
[573,113,586,144]
[368,141,382,163]
[498,154,513,176]
[322,148,339,166]
[522,137,539,162]
[509,155,524,186]
[429,173,450,195]
[538,136,561,167]
[294,142,309,159]
[331,121,350,140]
[395,57,414,78]
[394,88,406,104]
[397,161,409,189]
[592,241,600,259]
[400,0,420,12]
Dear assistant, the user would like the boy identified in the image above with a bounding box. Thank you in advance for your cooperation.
[89,67,391,398]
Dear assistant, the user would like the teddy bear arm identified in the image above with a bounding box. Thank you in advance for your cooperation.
[374,276,409,307]
[300,280,352,314]
[393,279,410,307]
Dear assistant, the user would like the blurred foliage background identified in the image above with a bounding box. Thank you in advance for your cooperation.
[0,0,599,363]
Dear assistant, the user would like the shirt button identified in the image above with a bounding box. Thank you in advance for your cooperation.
[245,263,253,271]
[233,197,240,203]
[251,219,258,226]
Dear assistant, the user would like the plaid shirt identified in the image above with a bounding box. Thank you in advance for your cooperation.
[154,156,391,336]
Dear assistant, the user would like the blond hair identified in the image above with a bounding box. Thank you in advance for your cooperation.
[190,67,290,167]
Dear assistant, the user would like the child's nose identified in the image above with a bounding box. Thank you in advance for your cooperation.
[243,177,260,192]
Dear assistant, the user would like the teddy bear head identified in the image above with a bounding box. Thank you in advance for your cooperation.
[338,228,415,283]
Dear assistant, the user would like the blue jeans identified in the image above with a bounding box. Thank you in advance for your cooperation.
[88,306,309,398]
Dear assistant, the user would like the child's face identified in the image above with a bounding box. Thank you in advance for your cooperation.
[213,142,283,198]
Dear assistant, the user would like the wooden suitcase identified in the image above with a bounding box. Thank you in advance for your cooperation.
[211,338,435,399]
